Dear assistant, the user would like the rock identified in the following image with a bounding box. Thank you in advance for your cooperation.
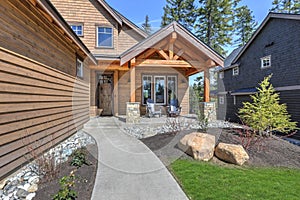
[178,132,215,161]
[0,189,3,196]
[0,180,8,190]
[215,143,249,166]
[3,195,10,200]
[26,193,36,200]
[27,184,38,193]
[16,188,29,198]
[28,176,39,185]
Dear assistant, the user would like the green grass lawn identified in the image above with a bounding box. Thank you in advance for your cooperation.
[170,159,300,200]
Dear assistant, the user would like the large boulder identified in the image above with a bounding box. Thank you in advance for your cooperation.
[215,143,249,166]
[178,132,215,161]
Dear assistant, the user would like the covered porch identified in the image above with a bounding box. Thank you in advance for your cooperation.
[89,22,223,117]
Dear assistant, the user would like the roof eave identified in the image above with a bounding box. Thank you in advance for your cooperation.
[232,12,300,64]
[96,0,122,26]
[37,0,97,65]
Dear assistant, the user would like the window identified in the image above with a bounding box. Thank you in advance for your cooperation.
[142,75,152,104]
[76,58,83,78]
[70,24,83,36]
[142,75,177,105]
[167,76,177,105]
[219,71,224,79]
[154,76,166,104]
[233,95,236,105]
[219,96,225,105]
[232,67,239,76]
[97,27,113,48]
[261,55,271,68]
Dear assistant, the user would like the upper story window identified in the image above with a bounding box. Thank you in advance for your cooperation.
[76,58,83,78]
[261,55,271,69]
[232,67,239,76]
[219,71,224,79]
[219,96,225,105]
[70,24,83,36]
[97,27,113,48]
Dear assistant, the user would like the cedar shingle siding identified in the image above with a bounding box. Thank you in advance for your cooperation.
[218,15,300,139]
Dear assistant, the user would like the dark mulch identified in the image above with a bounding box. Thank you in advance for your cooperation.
[141,128,300,168]
[35,144,98,200]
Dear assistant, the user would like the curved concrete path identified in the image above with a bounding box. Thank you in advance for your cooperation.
[83,117,188,200]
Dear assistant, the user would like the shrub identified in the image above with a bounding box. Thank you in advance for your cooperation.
[238,74,297,136]
[70,148,89,168]
[53,170,77,200]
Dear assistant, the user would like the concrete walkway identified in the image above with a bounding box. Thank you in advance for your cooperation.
[83,117,188,200]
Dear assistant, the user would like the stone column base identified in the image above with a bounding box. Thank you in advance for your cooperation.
[126,102,140,123]
[199,102,216,121]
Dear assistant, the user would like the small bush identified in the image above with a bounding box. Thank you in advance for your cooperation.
[53,170,77,200]
[70,148,89,168]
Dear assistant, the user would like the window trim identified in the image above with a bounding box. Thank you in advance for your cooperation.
[219,96,225,105]
[70,23,84,37]
[76,58,84,79]
[142,75,153,105]
[261,55,271,69]
[154,76,166,105]
[232,67,239,76]
[96,26,114,48]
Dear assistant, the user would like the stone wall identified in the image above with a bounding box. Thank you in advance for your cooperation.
[126,102,140,123]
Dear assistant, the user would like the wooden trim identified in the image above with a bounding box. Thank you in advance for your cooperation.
[157,50,170,60]
[113,70,119,115]
[130,66,136,102]
[173,49,184,60]
[204,67,210,102]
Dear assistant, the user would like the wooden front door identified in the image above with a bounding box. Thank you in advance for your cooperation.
[99,75,113,116]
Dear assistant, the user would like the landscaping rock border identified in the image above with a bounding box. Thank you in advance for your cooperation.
[0,131,95,200]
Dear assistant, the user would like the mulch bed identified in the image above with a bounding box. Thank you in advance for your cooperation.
[35,144,98,200]
[141,128,300,168]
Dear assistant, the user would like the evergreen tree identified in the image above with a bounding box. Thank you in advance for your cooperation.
[161,0,197,31]
[195,0,241,56]
[234,6,258,46]
[270,0,300,14]
[142,15,152,35]
[238,75,297,135]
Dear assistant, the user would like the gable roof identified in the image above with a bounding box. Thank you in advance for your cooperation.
[39,0,97,64]
[218,46,243,71]
[120,21,224,66]
[232,12,300,64]
[96,0,148,38]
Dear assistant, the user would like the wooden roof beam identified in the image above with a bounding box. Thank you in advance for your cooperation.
[157,50,170,60]
[173,49,184,60]
[170,32,177,44]
[206,59,217,67]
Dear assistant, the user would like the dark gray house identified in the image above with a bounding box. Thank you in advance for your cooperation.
[217,13,300,139]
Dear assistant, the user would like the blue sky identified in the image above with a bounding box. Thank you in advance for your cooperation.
[106,0,274,32]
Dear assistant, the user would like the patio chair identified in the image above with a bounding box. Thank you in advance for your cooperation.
[146,100,162,117]
[167,99,181,117]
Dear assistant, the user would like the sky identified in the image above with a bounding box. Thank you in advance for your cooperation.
[106,0,274,32]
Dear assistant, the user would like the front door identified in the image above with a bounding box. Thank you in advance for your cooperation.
[99,75,113,116]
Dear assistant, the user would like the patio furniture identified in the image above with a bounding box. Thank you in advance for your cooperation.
[146,100,162,118]
[167,99,181,117]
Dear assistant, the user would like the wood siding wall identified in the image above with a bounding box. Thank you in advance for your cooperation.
[0,48,90,179]
[0,0,80,76]
[50,0,144,56]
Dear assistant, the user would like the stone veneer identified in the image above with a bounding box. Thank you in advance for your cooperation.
[126,102,140,123]
[199,102,217,121]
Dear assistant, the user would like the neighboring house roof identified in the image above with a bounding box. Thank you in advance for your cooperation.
[39,0,97,64]
[232,12,300,64]
[96,0,148,38]
[222,46,243,70]
[120,21,224,67]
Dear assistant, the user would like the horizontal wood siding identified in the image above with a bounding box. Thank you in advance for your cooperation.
[0,48,90,179]
[0,0,80,76]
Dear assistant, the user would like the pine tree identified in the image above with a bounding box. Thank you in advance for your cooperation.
[195,0,241,56]
[238,75,297,135]
[270,0,300,14]
[234,6,258,46]
[161,0,197,31]
[142,15,152,35]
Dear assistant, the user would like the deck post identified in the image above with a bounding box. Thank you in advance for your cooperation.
[130,58,136,102]
[204,67,210,102]
[113,70,119,116]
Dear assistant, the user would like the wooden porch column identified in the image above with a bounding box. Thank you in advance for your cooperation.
[130,58,136,102]
[113,70,119,116]
[204,67,210,102]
